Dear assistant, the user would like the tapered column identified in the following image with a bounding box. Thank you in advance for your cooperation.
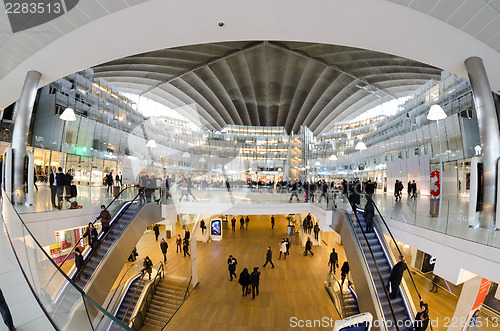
[464,57,500,228]
[11,70,41,204]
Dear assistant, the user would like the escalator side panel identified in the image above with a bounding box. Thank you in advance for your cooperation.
[84,203,161,308]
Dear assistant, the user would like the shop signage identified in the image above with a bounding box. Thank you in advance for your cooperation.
[472,278,491,310]
[430,170,440,197]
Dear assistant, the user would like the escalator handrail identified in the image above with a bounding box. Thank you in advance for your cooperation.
[105,258,145,312]
[58,186,137,269]
[371,200,434,330]
[344,194,401,331]
[74,189,143,283]
[2,188,133,331]
[326,271,346,318]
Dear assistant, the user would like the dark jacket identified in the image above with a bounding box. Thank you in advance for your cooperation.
[83,227,98,244]
[97,209,111,224]
[160,241,168,253]
[330,251,338,265]
[363,202,375,224]
[389,261,407,289]
[414,301,430,331]
[227,257,237,271]
[49,172,55,186]
[266,249,272,261]
[153,224,160,236]
[75,253,84,269]
[56,172,66,187]
[305,240,312,250]
[341,262,350,275]
[238,270,251,286]
[250,270,260,286]
[143,258,153,272]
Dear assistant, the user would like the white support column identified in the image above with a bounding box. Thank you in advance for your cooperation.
[26,151,34,206]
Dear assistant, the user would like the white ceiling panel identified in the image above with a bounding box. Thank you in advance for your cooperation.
[463,6,498,36]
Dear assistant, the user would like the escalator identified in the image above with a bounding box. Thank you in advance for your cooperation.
[343,286,360,317]
[114,274,146,325]
[351,209,410,324]
[74,200,141,288]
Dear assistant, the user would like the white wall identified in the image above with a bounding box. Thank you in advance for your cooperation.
[386,155,430,195]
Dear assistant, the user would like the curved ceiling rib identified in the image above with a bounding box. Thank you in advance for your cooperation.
[93,40,442,135]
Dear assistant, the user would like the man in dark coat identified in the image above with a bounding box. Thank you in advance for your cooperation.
[160,238,168,262]
[227,255,237,281]
[341,261,350,287]
[49,166,58,208]
[329,248,339,274]
[74,247,84,270]
[153,224,160,241]
[250,267,260,299]
[262,246,274,268]
[388,255,407,299]
[95,205,111,235]
[363,197,375,232]
[304,237,314,256]
[55,167,66,209]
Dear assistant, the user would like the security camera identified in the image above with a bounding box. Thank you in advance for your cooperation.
[218,21,224,27]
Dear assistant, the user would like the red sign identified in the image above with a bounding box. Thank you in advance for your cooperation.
[430,171,440,197]
[472,278,491,310]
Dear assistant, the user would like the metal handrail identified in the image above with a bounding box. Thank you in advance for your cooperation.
[58,186,136,269]
[344,194,400,331]
[161,276,193,330]
[104,258,145,312]
[325,271,346,318]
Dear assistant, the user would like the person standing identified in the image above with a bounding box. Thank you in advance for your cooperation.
[184,228,191,241]
[160,238,168,262]
[405,300,430,331]
[239,216,245,230]
[227,255,237,281]
[83,222,98,250]
[49,166,58,208]
[329,248,339,274]
[262,246,274,268]
[304,237,314,256]
[56,167,66,209]
[175,234,182,253]
[250,267,260,300]
[142,256,153,280]
[411,180,418,199]
[65,170,73,201]
[285,238,290,256]
[238,268,251,296]
[271,215,275,229]
[245,216,250,230]
[279,239,287,259]
[153,224,160,241]
[363,197,375,233]
[341,261,350,287]
[106,171,114,196]
[0,288,15,331]
[95,205,111,235]
[430,274,440,293]
[183,238,190,257]
[313,222,320,240]
[74,247,84,271]
[388,255,407,299]
[231,217,236,231]
[200,219,206,235]
[289,179,300,202]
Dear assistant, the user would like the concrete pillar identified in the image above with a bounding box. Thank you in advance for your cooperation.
[464,57,500,229]
[11,70,41,205]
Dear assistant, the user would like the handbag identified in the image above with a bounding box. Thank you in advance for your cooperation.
[246,288,252,294]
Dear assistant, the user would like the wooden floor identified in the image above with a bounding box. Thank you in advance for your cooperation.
[133,215,344,330]
[112,213,464,331]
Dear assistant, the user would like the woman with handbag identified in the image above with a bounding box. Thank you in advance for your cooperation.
[238,268,251,296]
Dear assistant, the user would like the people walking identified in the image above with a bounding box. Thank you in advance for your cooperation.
[0,288,15,331]
[160,238,168,262]
[95,205,111,235]
[411,180,417,199]
[239,216,245,230]
[430,274,440,293]
[304,237,314,256]
[271,215,275,229]
[231,217,236,231]
[184,228,190,241]
[313,222,320,240]
[262,246,275,268]
[142,256,153,279]
[285,238,290,256]
[176,234,182,253]
[227,255,237,281]
[279,239,287,259]
[153,224,160,241]
[289,179,300,202]
[245,216,250,230]
[250,267,260,299]
[388,255,407,299]
[238,268,251,296]
[341,261,350,287]
[329,248,339,274]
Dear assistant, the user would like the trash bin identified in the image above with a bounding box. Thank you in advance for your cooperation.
[430,198,439,217]
[287,225,295,235]
[166,230,171,239]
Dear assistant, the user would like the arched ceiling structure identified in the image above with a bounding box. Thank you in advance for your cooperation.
[0,0,500,127]
[93,41,441,135]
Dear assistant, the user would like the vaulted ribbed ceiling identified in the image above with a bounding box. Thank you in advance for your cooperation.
[93,41,442,135]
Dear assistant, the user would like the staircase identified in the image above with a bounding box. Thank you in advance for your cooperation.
[142,277,189,329]
[352,209,410,328]
[75,202,141,288]
[114,275,146,326]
